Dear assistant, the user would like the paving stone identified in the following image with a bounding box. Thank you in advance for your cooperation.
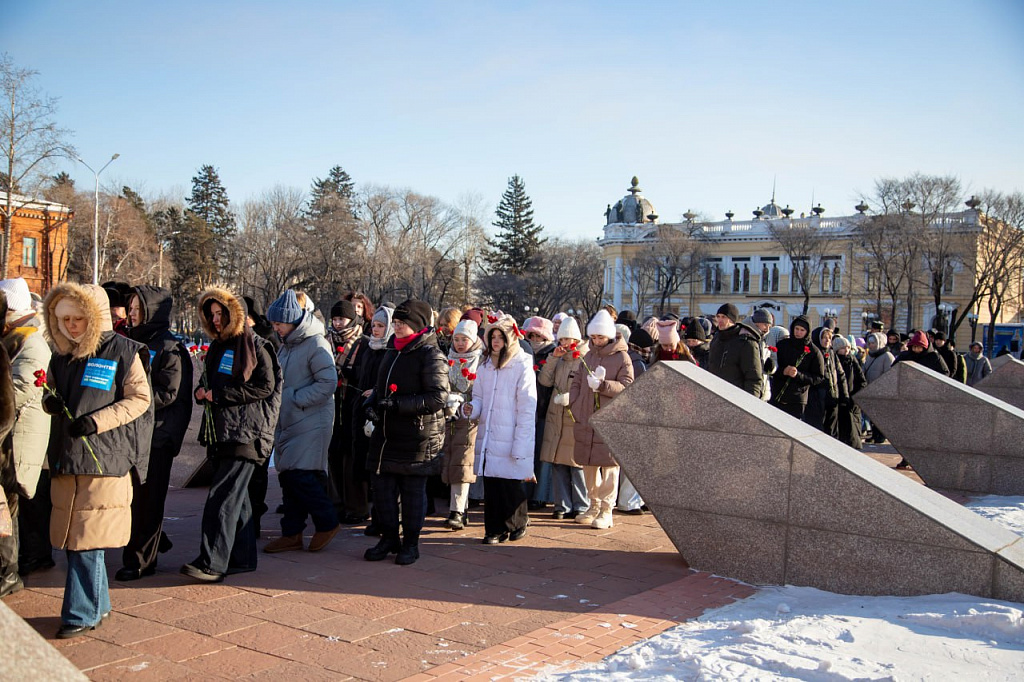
[592,360,1024,599]
[86,653,198,681]
[183,645,284,678]
[129,629,234,662]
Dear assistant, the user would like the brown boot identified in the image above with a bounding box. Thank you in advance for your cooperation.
[308,525,341,552]
[263,534,303,553]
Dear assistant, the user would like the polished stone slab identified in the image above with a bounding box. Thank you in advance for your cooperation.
[0,601,86,681]
[975,356,1024,412]
[857,361,1024,496]
[591,361,1024,600]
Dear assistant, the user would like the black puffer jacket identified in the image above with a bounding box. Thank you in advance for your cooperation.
[893,347,950,376]
[128,286,193,456]
[770,316,825,406]
[708,320,764,396]
[367,329,449,476]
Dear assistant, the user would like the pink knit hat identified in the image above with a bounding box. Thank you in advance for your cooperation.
[655,319,680,347]
[521,316,554,341]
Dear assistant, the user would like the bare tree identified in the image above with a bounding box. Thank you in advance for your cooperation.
[767,219,833,315]
[233,186,309,310]
[1,54,74,278]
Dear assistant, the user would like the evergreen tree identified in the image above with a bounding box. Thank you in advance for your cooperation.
[186,164,235,281]
[484,175,546,275]
[306,165,356,220]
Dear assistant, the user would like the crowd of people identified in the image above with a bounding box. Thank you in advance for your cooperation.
[0,276,996,640]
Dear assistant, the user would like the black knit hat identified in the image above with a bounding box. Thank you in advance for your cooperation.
[790,315,811,335]
[331,299,358,321]
[684,321,707,341]
[716,303,740,324]
[393,299,432,332]
[629,328,656,348]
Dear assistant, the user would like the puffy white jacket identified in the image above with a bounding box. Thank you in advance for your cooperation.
[469,349,537,480]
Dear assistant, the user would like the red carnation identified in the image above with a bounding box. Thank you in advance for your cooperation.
[388,383,398,393]
[188,345,198,353]
[467,373,477,381]
[461,367,470,377]
[201,344,210,352]
[33,369,45,378]
[459,358,467,364]
[572,350,581,359]
[804,346,810,353]
[533,364,539,371]
[448,359,455,366]
[337,346,344,353]
[539,359,546,365]
[767,346,778,352]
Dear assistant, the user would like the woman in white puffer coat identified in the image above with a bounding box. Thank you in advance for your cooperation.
[464,314,537,545]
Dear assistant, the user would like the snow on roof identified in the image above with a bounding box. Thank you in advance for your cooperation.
[0,191,72,214]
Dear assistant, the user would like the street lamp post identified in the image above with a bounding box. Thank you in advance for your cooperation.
[74,153,120,284]
[967,313,979,344]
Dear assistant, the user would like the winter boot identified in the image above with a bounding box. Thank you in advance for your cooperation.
[364,531,401,561]
[308,524,341,552]
[445,511,465,531]
[395,543,419,566]
[575,506,599,526]
[263,534,304,553]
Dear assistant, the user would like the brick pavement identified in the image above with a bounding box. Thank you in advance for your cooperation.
[2,443,922,680]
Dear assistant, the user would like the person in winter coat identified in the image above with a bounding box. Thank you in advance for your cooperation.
[833,336,866,449]
[0,279,54,578]
[770,315,824,420]
[803,327,848,437]
[893,330,950,376]
[326,299,368,523]
[708,304,764,396]
[182,287,281,583]
[886,329,905,356]
[683,321,710,367]
[116,286,193,581]
[0,330,19,597]
[344,291,375,335]
[363,300,448,566]
[435,307,462,355]
[653,318,696,365]
[347,305,394,536]
[42,283,153,637]
[262,290,341,554]
[965,341,992,386]
[628,327,657,366]
[930,331,964,383]
[242,295,280,353]
[523,316,556,510]
[861,332,895,444]
[464,315,537,544]
[441,318,483,531]
[538,318,589,520]
[569,309,634,530]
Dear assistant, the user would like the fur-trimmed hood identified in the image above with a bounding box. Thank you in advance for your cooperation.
[198,286,247,341]
[483,314,524,369]
[44,283,111,359]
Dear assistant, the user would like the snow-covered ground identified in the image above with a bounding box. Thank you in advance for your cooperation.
[535,496,1024,681]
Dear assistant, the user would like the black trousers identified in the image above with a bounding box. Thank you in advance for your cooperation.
[279,469,339,536]
[196,457,256,575]
[247,458,270,536]
[371,472,426,547]
[122,443,178,571]
[18,470,52,569]
[482,477,528,538]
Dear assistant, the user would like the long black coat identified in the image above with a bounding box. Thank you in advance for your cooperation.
[367,329,449,476]
[128,286,193,457]
[708,321,763,396]
[771,337,825,406]
[836,352,866,449]
[804,329,848,437]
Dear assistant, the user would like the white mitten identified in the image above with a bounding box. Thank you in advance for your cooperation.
[592,365,607,381]
[553,391,569,406]
[446,393,465,409]
[587,373,602,391]
[363,420,375,437]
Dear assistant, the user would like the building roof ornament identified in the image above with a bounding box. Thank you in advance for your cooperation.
[605,176,658,226]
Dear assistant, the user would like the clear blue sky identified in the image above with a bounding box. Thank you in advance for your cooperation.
[4,1,1023,238]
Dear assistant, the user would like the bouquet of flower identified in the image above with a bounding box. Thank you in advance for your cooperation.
[569,342,603,411]
[34,369,101,474]
[188,344,216,444]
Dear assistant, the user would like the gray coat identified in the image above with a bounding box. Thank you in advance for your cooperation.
[862,349,894,384]
[274,313,338,472]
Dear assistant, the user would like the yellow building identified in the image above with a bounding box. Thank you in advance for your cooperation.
[0,191,72,294]
[598,177,1001,348]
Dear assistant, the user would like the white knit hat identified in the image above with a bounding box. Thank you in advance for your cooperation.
[587,309,616,338]
[557,316,582,341]
[453,318,478,340]
[0,277,32,313]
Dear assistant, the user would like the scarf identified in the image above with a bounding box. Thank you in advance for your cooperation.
[394,327,428,352]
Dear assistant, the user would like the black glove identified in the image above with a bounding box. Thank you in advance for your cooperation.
[377,396,396,413]
[69,415,97,438]
[764,357,776,374]
[42,392,65,415]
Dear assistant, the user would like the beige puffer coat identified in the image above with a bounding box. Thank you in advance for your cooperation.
[568,337,634,467]
[44,283,150,551]
[538,341,589,466]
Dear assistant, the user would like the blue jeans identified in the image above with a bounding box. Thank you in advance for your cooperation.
[196,458,256,575]
[279,469,339,536]
[371,473,426,547]
[552,464,589,514]
[531,461,554,503]
[62,549,110,627]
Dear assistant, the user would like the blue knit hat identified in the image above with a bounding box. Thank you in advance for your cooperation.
[267,289,304,324]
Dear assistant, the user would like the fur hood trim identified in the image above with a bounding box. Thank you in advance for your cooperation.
[44,283,111,359]
[198,286,247,341]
